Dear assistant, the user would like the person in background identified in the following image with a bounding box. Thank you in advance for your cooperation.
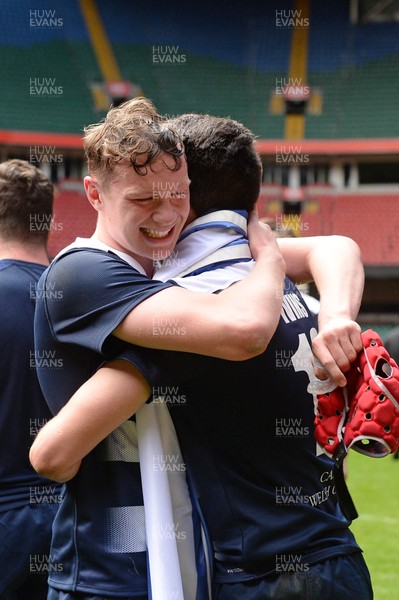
[0,159,61,599]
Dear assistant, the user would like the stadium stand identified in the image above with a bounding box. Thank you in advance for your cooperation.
[1,0,399,139]
[307,2,399,139]
[326,194,399,266]
[260,190,399,266]
[0,1,98,133]
[0,0,397,320]
[47,179,96,258]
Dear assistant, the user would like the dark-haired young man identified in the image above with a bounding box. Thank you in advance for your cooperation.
[0,159,61,599]
[154,115,372,600]
[31,110,371,599]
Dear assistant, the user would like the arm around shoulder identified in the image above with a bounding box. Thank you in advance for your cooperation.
[114,218,286,360]
[30,360,151,482]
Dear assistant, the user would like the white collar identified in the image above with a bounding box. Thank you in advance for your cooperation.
[155,210,250,279]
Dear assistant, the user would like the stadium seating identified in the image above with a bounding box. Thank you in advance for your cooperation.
[259,191,399,266]
[324,194,399,265]
[1,0,398,274]
[2,0,399,139]
[47,179,96,258]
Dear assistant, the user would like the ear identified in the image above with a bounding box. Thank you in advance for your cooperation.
[84,176,103,212]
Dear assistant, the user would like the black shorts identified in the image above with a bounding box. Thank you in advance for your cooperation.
[212,552,373,600]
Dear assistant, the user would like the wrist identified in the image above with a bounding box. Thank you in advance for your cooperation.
[318,311,360,331]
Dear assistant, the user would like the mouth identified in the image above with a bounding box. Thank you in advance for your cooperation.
[141,227,174,239]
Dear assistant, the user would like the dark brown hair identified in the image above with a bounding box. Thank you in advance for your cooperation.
[167,113,262,216]
[0,159,53,244]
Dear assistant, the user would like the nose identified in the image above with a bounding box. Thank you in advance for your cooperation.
[152,199,180,225]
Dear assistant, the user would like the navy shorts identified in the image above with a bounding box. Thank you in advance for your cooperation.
[47,589,148,600]
[212,552,373,600]
[0,503,59,599]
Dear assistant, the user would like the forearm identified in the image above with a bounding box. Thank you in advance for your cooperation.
[114,217,285,360]
[278,234,364,318]
[30,360,151,482]
[308,236,364,325]
[301,236,364,385]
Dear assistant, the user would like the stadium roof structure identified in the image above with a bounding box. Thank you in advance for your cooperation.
[3,131,399,157]
[256,138,399,156]
[355,0,399,23]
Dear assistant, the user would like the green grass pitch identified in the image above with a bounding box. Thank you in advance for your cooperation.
[347,451,399,599]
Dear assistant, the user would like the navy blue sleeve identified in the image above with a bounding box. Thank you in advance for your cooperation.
[110,344,171,399]
[43,248,177,354]
[114,344,207,395]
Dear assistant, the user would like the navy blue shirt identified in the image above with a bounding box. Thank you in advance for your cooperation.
[34,247,176,596]
[0,260,61,511]
[145,278,361,582]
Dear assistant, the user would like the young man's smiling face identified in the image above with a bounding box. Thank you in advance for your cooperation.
[85,154,190,273]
